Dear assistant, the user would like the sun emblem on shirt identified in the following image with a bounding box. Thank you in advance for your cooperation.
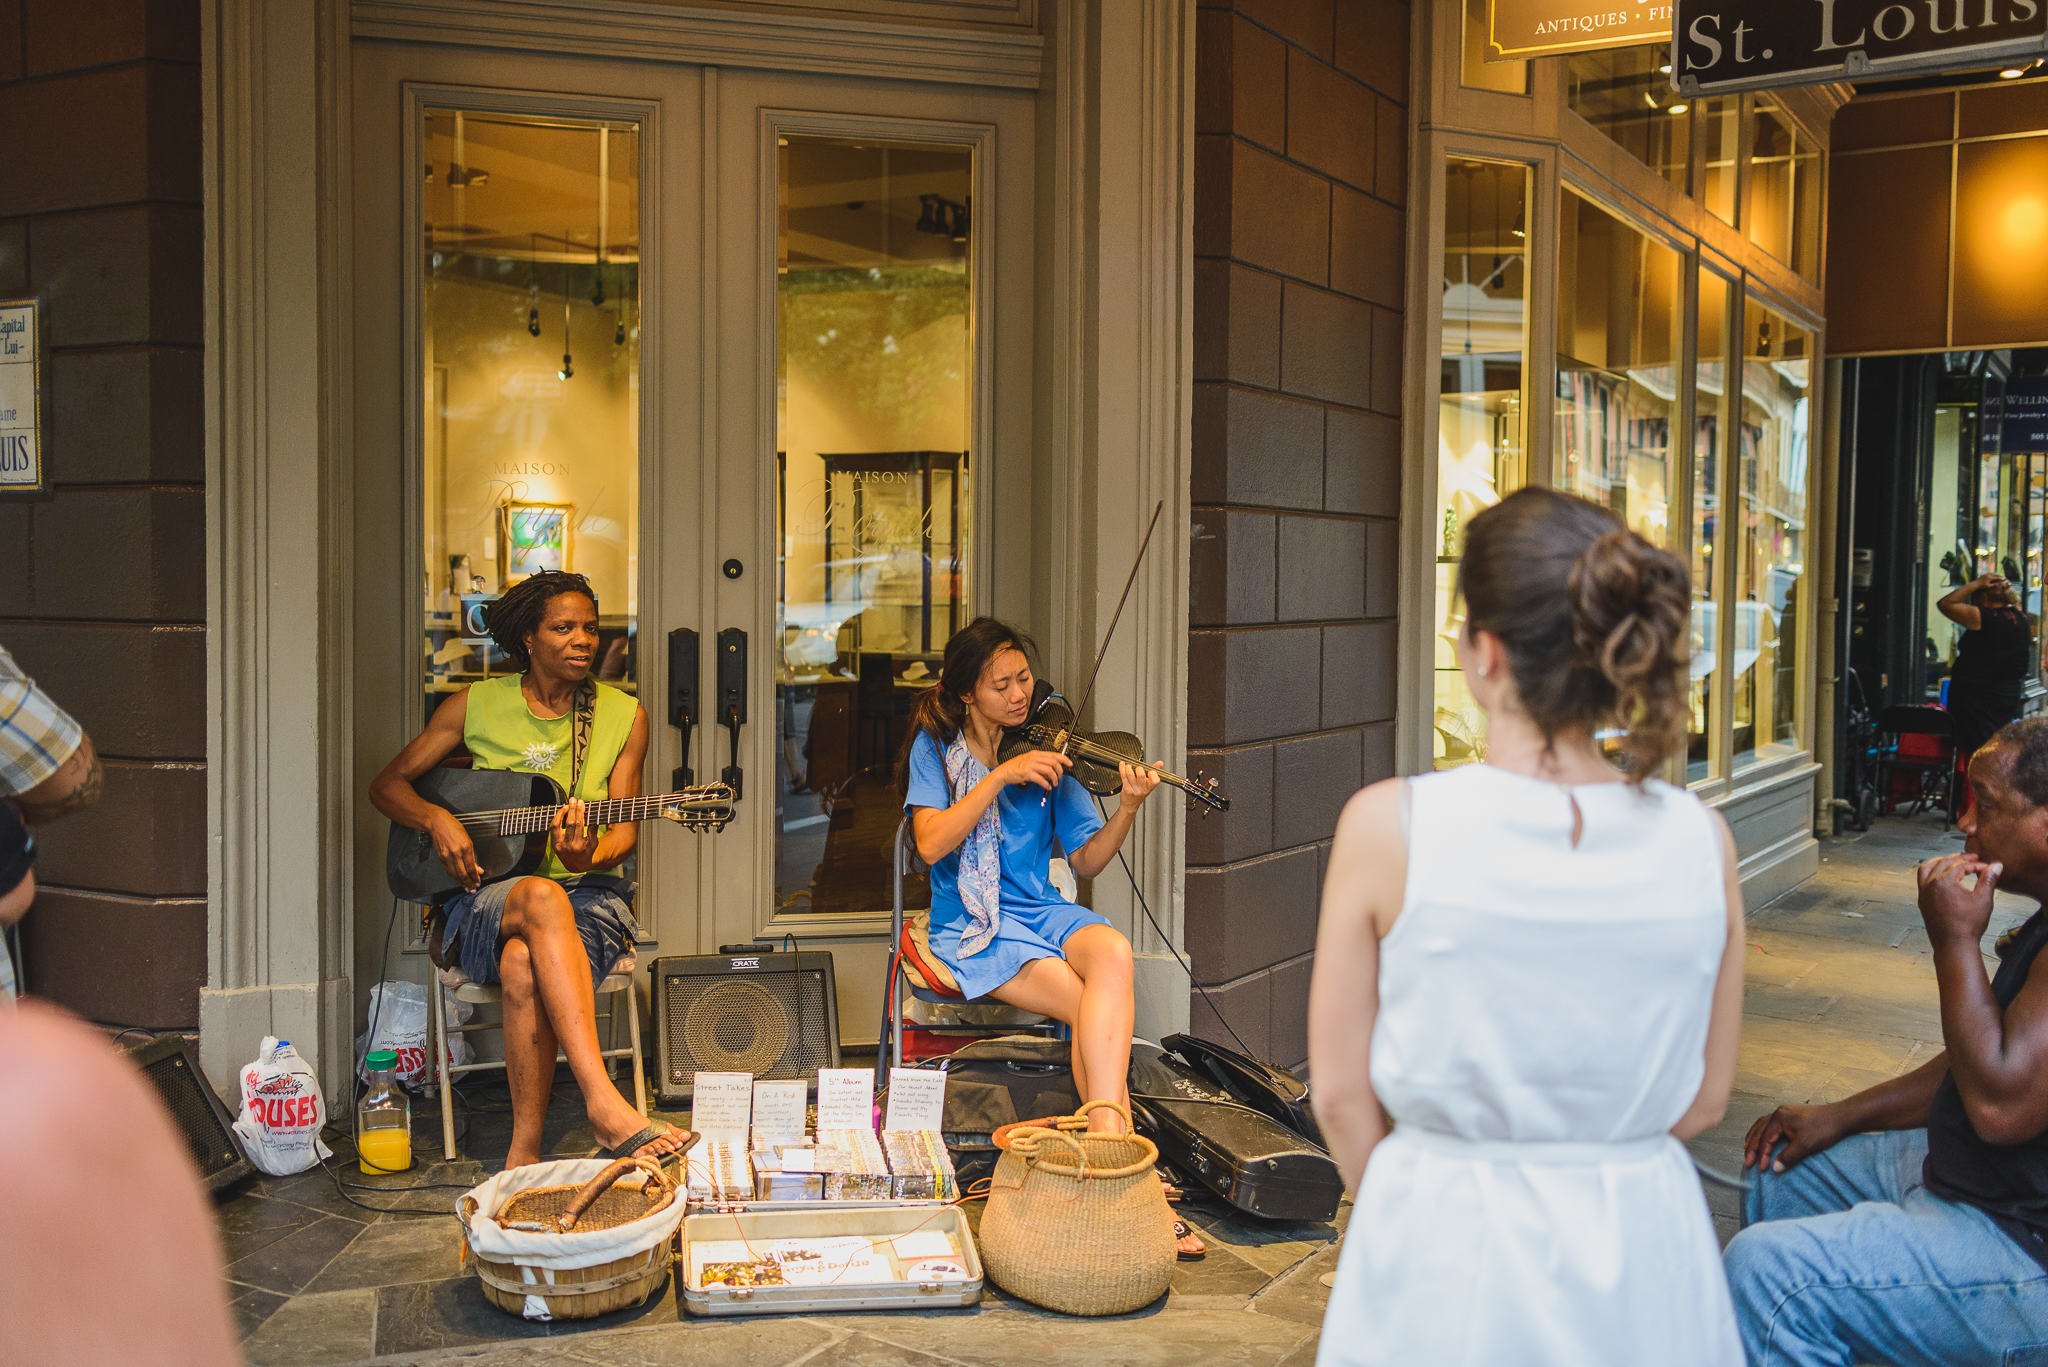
[520,740,561,772]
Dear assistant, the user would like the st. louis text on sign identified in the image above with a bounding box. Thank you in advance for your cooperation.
[1487,0,1674,61]
[0,297,43,498]
[1675,0,2048,95]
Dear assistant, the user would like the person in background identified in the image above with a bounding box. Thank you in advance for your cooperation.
[1309,487,1746,1366]
[1729,718,2048,1367]
[1938,572,2035,773]
[0,645,239,1362]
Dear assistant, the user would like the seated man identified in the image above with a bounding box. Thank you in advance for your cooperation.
[370,571,686,1168]
[1729,716,2048,1367]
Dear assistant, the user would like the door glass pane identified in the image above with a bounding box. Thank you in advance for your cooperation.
[1733,301,1812,771]
[1927,406,1967,698]
[1691,270,1731,783]
[775,134,974,918]
[1555,190,1685,547]
[1567,45,1690,192]
[1436,159,1530,770]
[1701,97,1740,225]
[1463,0,1529,93]
[421,110,641,719]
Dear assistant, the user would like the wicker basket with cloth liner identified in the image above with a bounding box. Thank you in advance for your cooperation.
[458,1155,687,1320]
[977,1100,1177,1316]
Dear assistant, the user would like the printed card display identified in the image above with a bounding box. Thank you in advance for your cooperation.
[815,1067,874,1130]
[752,1078,808,1141]
[691,1071,755,1138]
[777,1147,817,1173]
[883,1068,947,1133]
[884,1230,956,1259]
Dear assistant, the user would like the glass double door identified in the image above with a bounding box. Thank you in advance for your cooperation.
[359,41,1030,1041]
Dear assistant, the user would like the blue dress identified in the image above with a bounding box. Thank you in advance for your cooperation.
[902,729,1108,1000]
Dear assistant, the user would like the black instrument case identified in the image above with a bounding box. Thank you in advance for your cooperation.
[1129,1042,1342,1223]
[1163,1032,1325,1150]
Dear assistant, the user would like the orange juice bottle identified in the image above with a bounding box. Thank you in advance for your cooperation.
[357,1049,413,1174]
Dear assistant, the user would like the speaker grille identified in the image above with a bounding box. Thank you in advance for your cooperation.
[662,965,832,1085]
[134,1046,248,1189]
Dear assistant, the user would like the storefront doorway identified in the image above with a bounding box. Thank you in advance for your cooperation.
[349,42,1035,1044]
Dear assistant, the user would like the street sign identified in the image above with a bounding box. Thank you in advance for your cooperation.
[0,296,46,500]
[1673,0,2048,96]
[1484,0,1674,62]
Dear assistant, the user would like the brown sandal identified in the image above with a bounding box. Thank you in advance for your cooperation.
[1173,1216,1206,1261]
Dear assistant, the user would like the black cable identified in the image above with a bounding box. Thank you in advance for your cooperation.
[1092,794,1261,1063]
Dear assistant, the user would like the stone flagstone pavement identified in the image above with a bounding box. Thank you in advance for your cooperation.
[213,811,2016,1365]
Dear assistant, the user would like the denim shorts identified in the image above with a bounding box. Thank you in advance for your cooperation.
[442,875,638,995]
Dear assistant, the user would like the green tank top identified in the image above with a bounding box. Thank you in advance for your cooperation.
[462,675,638,882]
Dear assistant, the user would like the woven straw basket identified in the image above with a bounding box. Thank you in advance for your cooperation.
[978,1100,1177,1316]
[460,1157,678,1319]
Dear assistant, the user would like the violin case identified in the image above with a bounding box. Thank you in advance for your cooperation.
[1162,1033,1325,1150]
[1128,1042,1342,1224]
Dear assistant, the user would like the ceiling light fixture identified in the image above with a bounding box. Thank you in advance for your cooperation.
[2001,66,2027,78]
[1670,103,1690,115]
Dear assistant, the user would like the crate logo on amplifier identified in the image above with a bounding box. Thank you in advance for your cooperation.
[730,956,761,970]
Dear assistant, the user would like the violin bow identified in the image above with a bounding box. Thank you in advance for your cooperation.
[1062,499,1166,759]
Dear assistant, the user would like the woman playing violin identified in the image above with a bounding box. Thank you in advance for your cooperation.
[896,617,1162,1136]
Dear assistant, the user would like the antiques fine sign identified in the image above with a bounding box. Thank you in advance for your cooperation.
[1485,1,1674,61]
[0,296,46,498]
[1674,0,2048,95]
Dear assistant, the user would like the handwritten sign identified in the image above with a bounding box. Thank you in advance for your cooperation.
[691,1071,754,1138]
[883,1068,948,1133]
[816,1067,875,1130]
[752,1079,808,1141]
[0,298,44,497]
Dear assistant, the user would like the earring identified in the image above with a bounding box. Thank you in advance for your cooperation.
[1477,665,1491,679]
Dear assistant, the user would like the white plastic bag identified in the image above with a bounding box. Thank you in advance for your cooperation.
[355,980,473,1088]
[232,1036,334,1176]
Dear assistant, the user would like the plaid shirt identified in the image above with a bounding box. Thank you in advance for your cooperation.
[0,644,81,796]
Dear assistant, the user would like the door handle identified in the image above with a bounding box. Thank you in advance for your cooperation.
[668,628,699,789]
[718,627,748,800]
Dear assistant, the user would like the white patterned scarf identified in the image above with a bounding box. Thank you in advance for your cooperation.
[943,734,1002,958]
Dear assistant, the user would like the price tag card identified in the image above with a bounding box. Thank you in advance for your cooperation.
[752,1079,808,1142]
[883,1068,948,1133]
[815,1067,875,1130]
[883,1230,956,1259]
[777,1148,817,1174]
[690,1071,754,1139]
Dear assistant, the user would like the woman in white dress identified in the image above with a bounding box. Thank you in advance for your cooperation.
[1310,487,1747,1366]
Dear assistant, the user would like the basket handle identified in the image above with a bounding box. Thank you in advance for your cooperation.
[1072,1098,1135,1132]
[558,1155,672,1232]
[1007,1123,1160,1180]
[1005,1125,1091,1172]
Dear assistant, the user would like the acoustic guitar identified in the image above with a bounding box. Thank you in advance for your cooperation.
[385,768,736,901]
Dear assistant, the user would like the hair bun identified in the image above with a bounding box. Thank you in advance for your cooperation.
[1568,528,1692,767]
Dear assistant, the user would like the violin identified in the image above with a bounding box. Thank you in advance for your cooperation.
[1000,692,1230,816]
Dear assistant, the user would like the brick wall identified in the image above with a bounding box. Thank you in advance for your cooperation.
[1186,0,1406,1071]
[0,0,205,1027]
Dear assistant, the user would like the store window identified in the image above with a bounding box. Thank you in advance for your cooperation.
[1701,97,1740,226]
[420,109,641,717]
[1733,301,1813,771]
[1567,46,1689,192]
[1435,159,1531,769]
[1555,191,1686,547]
[1749,100,1823,281]
[1461,0,1528,94]
[1691,270,1733,783]
[775,134,975,917]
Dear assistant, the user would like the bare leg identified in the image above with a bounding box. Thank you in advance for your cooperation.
[499,937,560,1169]
[497,878,686,1162]
[1060,925,1136,1134]
[990,956,1089,1111]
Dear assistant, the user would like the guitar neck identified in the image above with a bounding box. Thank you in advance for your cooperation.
[494,789,727,835]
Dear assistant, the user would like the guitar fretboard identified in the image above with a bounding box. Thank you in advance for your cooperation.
[492,789,732,835]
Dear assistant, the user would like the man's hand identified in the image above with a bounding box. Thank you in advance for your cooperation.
[1917,852,2002,948]
[551,798,601,872]
[428,807,483,892]
[1743,1102,1850,1173]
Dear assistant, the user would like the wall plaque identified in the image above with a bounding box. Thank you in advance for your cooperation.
[0,297,46,499]
[1674,0,2048,95]
[1486,0,1675,60]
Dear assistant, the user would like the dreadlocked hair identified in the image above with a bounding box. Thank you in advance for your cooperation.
[484,570,598,673]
